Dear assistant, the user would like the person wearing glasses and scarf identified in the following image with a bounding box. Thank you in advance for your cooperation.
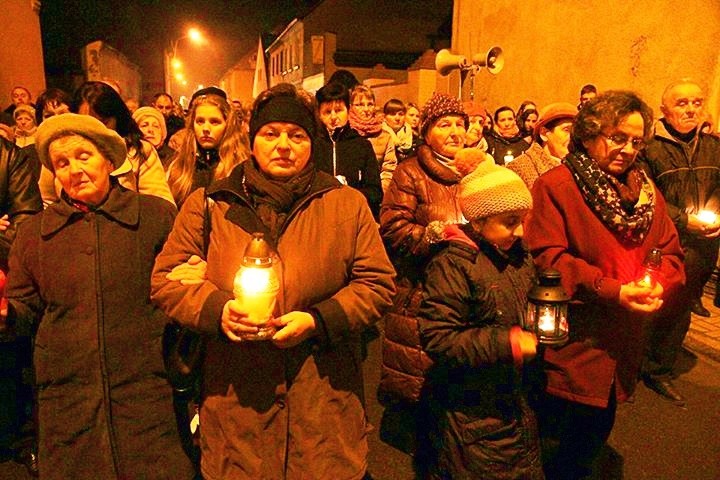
[525,91,685,480]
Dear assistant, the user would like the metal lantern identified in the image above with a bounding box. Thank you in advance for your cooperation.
[232,233,280,341]
[525,269,570,346]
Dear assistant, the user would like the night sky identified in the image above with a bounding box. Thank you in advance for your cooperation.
[40,0,320,97]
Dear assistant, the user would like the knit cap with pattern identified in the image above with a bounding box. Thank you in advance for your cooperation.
[420,92,468,138]
[460,158,533,220]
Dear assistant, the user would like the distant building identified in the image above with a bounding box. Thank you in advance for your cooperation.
[225,0,453,106]
[219,46,260,104]
[82,41,142,103]
[0,0,45,108]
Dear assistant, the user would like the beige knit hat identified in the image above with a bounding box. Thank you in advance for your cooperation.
[132,106,167,143]
[460,158,533,220]
[35,113,128,171]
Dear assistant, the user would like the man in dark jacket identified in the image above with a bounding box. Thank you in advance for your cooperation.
[315,82,382,217]
[0,136,42,473]
[641,79,720,406]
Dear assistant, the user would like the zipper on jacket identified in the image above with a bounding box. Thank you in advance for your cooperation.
[331,136,338,177]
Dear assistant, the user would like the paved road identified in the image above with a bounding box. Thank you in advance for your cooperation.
[2,337,719,479]
[363,336,720,480]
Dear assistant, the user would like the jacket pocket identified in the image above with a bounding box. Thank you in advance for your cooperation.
[452,408,527,467]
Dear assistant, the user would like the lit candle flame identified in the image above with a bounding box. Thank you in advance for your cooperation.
[538,308,556,334]
[697,210,717,225]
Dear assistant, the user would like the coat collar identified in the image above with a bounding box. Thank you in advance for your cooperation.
[416,144,462,184]
[205,161,340,243]
[41,184,140,237]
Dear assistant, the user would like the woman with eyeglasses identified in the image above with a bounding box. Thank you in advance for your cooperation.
[525,91,685,479]
[349,85,397,192]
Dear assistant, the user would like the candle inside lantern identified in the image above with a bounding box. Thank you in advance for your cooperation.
[537,307,556,334]
[697,209,717,225]
[503,151,514,165]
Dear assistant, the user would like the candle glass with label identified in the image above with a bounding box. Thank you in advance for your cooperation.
[503,150,515,165]
[637,248,662,289]
[525,269,570,346]
[233,233,280,341]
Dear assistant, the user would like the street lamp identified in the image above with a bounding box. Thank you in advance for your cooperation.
[164,27,205,97]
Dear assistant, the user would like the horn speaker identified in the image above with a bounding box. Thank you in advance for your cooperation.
[435,49,469,76]
[472,46,504,74]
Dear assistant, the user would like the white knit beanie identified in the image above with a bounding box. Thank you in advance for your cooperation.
[460,158,533,220]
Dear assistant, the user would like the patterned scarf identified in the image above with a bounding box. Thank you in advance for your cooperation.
[564,152,655,244]
[349,108,383,137]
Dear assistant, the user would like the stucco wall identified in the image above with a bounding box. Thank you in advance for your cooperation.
[0,0,46,107]
[453,0,720,123]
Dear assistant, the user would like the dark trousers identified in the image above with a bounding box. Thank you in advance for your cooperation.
[536,390,617,480]
[683,236,719,302]
[643,289,691,378]
[0,337,34,454]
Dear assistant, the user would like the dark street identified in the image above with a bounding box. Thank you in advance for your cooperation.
[2,334,718,479]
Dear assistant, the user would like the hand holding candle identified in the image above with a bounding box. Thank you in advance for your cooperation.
[689,209,720,237]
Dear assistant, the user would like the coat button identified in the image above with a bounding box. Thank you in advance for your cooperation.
[85,246,94,255]
[84,213,94,222]
[277,399,286,409]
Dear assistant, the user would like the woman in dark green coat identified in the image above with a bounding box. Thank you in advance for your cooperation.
[6,114,192,480]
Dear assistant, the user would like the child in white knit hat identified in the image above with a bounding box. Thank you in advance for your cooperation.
[416,148,543,479]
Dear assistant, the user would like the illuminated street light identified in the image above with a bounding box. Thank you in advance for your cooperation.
[164,26,206,97]
[175,72,185,82]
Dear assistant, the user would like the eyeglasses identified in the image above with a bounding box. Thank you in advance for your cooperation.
[601,133,646,151]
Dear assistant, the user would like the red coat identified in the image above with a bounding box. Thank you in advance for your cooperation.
[525,165,685,408]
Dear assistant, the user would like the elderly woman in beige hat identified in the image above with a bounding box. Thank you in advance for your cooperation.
[133,106,175,168]
[6,113,193,479]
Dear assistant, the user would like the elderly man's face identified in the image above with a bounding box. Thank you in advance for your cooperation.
[253,122,311,180]
[49,135,114,206]
[11,87,30,106]
[153,95,175,117]
[661,82,704,134]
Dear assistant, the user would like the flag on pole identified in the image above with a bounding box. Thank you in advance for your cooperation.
[253,36,268,98]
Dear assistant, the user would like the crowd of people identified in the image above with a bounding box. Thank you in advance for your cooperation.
[0,72,717,480]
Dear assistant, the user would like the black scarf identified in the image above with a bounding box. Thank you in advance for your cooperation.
[243,159,316,241]
[564,152,655,245]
